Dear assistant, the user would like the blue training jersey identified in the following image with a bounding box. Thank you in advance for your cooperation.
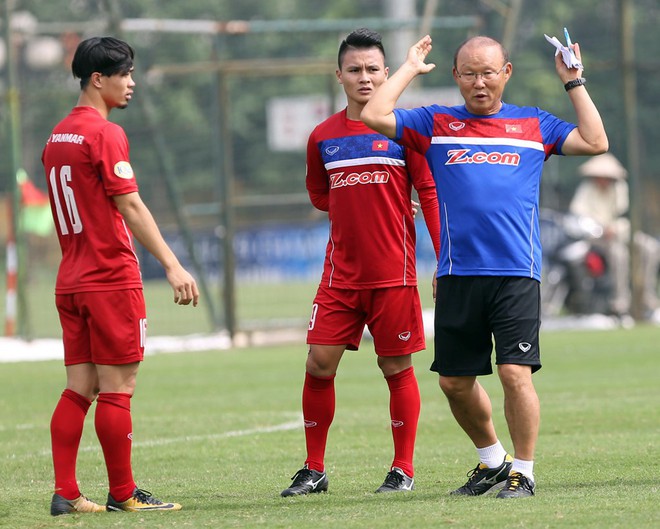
[393,102,576,281]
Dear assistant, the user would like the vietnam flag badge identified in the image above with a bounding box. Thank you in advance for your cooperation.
[372,140,389,151]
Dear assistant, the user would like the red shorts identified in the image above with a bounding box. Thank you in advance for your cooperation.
[55,289,147,366]
[306,285,426,357]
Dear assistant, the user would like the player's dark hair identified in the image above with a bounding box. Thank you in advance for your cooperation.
[453,35,509,68]
[338,28,386,69]
[72,36,135,89]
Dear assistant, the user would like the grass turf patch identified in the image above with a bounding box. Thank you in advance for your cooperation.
[0,326,658,528]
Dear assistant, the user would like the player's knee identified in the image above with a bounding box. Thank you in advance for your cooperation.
[439,375,472,398]
[377,354,412,377]
[498,364,533,391]
[306,344,345,376]
[305,353,337,377]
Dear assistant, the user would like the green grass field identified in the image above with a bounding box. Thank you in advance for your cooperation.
[0,326,658,528]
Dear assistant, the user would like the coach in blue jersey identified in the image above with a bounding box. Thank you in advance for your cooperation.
[362,34,608,498]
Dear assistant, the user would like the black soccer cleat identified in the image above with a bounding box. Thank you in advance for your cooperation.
[281,466,328,497]
[450,454,513,496]
[496,471,535,498]
[375,467,414,493]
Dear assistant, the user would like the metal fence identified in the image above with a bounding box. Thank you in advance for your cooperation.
[3,2,660,339]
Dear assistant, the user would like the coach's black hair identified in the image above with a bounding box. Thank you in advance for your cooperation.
[337,28,386,69]
[72,36,135,89]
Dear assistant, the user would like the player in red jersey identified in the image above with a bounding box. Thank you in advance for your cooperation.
[280,28,440,497]
[42,37,199,516]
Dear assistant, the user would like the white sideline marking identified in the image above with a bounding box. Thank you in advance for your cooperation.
[0,310,636,365]
[0,423,39,433]
[24,417,302,459]
[131,419,302,449]
[0,310,437,363]
[0,333,233,363]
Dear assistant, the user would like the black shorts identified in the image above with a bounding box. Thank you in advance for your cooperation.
[431,276,541,376]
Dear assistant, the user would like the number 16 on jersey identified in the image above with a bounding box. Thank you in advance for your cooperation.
[48,165,83,235]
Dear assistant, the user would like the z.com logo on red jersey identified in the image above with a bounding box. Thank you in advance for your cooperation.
[445,148,520,166]
[330,171,390,188]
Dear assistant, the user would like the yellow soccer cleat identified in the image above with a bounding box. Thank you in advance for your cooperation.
[106,487,182,512]
[50,493,107,516]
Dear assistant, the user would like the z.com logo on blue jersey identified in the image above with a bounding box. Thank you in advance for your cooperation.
[445,148,520,166]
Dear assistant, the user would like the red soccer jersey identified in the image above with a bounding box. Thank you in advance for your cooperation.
[306,109,440,289]
[42,106,142,294]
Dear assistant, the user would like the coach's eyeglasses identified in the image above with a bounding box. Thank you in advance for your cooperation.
[457,65,507,82]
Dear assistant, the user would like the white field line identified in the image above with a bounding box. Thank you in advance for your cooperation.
[130,419,302,450]
[6,416,302,461]
[0,311,634,365]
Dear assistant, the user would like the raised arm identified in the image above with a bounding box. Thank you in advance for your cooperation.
[361,35,436,138]
[556,42,609,155]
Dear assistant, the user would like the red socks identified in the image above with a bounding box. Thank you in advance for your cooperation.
[95,392,136,502]
[50,389,92,499]
[385,366,420,477]
[51,391,138,502]
[302,372,335,472]
[302,367,420,477]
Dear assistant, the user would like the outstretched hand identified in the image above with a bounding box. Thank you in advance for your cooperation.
[407,35,436,75]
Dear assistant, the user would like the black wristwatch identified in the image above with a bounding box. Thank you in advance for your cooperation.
[564,78,586,92]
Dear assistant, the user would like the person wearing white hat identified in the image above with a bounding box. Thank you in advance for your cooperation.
[570,153,660,321]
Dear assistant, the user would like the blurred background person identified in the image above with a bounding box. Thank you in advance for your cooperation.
[569,153,660,322]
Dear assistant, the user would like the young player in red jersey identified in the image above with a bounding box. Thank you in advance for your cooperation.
[42,37,199,515]
[280,28,440,497]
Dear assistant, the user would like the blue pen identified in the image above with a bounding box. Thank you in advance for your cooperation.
[563,27,576,56]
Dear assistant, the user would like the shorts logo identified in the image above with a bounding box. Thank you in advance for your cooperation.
[325,146,340,156]
[398,331,411,341]
[304,420,318,428]
[449,121,466,131]
[114,161,134,179]
[391,420,404,428]
[518,342,532,352]
[127,432,133,440]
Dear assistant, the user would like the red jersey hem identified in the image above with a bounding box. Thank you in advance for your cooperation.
[321,279,418,290]
[55,281,143,295]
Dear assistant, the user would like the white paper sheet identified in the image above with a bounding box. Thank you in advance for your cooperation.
[544,34,583,69]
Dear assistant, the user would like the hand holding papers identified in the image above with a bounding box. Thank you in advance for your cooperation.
[544,28,583,70]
